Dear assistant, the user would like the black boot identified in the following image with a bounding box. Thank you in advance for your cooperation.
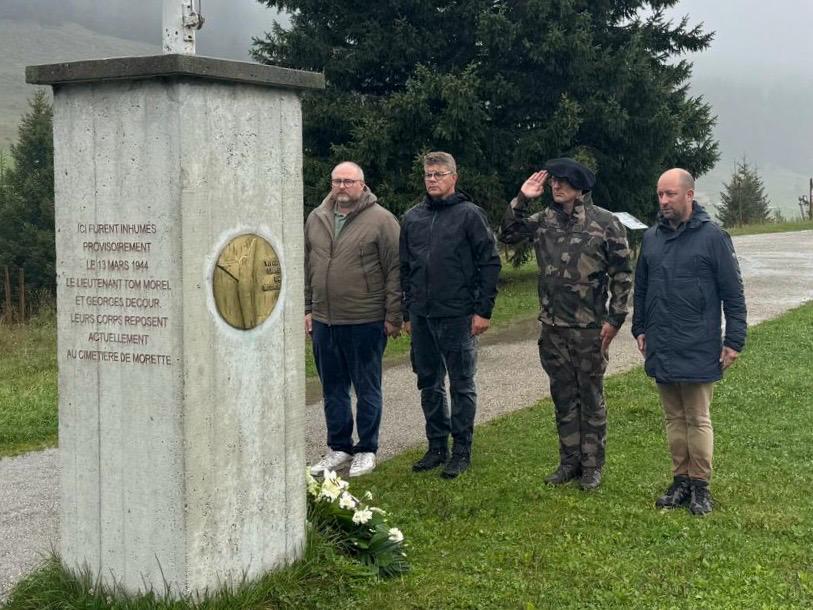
[579,468,602,490]
[412,447,448,472]
[655,475,692,509]
[544,464,581,485]
[689,479,713,516]
[441,449,471,479]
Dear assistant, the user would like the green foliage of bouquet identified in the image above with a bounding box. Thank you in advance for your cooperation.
[306,469,409,578]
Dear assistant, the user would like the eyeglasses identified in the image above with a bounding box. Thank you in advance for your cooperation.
[424,171,454,181]
[331,178,362,187]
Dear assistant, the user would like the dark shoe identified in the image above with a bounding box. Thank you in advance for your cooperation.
[689,479,713,516]
[441,451,471,479]
[412,448,448,472]
[655,475,692,509]
[579,468,602,490]
[544,464,581,485]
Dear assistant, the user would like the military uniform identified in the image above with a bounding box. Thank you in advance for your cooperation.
[501,189,632,474]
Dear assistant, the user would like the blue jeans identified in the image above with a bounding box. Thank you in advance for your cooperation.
[409,314,478,453]
[312,320,387,454]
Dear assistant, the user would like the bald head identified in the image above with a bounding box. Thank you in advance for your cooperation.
[657,168,695,226]
[659,168,695,190]
[332,161,364,181]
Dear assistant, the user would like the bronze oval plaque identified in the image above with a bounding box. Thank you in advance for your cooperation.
[213,234,282,330]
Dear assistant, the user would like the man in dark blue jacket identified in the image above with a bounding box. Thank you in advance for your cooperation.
[400,151,501,479]
[632,168,747,516]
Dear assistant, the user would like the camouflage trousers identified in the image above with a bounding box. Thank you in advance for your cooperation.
[538,325,608,470]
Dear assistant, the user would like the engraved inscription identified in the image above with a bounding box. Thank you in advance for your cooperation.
[62,222,174,366]
[213,235,282,330]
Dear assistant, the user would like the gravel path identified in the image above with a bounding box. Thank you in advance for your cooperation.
[2,230,811,600]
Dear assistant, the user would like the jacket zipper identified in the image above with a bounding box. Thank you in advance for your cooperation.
[426,209,438,312]
[322,206,359,326]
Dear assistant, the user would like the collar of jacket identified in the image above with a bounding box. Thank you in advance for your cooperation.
[549,197,587,225]
[423,190,471,209]
[314,188,378,223]
[657,200,711,235]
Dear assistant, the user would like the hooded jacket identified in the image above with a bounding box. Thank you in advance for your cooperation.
[305,189,402,326]
[631,202,747,384]
[399,191,501,320]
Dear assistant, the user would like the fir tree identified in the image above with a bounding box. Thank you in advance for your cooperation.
[717,160,771,227]
[252,1,719,224]
[0,90,55,302]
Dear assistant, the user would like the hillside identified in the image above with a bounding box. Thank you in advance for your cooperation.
[0,19,158,148]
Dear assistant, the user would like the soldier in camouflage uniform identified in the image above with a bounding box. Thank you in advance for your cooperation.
[500,158,632,490]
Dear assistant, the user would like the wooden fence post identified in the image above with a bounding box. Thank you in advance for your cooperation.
[3,265,12,323]
[19,268,26,321]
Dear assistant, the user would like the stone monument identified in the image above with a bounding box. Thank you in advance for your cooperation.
[25,3,323,597]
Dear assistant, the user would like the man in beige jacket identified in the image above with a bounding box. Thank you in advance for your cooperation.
[305,161,402,477]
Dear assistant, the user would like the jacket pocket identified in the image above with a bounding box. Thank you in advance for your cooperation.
[668,278,707,348]
[359,243,384,293]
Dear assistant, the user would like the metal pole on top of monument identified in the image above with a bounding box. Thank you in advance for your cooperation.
[163,0,204,55]
[25,3,323,598]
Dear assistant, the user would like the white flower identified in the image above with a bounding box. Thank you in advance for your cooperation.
[352,508,373,524]
[388,527,404,543]
[305,469,320,497]
[339,492,357,510]
[364,490,374,500]
[319,475,344,501]
[323,470,349,490]
[370,506,387,515]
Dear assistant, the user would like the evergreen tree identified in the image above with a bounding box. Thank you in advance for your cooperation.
[0,90,55,304]
[252,1,718,224]
[717,160,771,227]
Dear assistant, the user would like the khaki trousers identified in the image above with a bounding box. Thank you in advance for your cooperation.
[656,382,715,481]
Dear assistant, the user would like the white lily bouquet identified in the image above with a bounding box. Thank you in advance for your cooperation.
[306,469,409,577]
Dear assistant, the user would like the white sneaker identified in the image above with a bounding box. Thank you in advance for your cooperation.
[310,450,352,476]
[349,452,376,477]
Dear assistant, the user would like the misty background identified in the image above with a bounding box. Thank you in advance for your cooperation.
[1,0,810,217]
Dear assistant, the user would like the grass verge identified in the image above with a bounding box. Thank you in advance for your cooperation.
[0,310,57,457]
[7,302,813,608]
[726,219,813,236]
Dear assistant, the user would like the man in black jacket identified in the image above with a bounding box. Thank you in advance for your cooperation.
[632,168,747,516]
[400,151,501,478]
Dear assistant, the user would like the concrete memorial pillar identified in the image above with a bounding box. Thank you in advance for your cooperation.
[26,54,323,596]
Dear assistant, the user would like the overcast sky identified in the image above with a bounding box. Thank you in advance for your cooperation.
[663,0,813,81]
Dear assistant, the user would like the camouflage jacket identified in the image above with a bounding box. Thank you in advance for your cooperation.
[500,193,632,328]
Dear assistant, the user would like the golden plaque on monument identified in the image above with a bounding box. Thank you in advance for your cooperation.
[213,234,282,330]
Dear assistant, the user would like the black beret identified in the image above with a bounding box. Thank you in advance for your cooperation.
[544,158,596,191]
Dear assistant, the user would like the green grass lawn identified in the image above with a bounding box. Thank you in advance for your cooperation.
[7,302,813,609]
[0,309,57,456]
[726,218,813,236]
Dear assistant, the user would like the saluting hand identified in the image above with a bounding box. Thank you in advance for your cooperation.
[519,170,549,201]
